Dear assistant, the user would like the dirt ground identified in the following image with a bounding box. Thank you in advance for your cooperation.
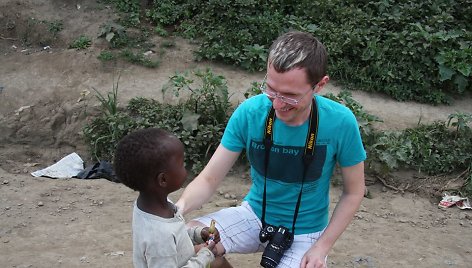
[1,1,472,267]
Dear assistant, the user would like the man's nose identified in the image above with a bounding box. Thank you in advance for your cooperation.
[272,96,286,110]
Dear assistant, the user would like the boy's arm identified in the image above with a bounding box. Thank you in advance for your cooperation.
[182,248,215,268]
[144,227,214,268]
[176,144,241,215]
[146,247,214,268]
[187,226,206,245]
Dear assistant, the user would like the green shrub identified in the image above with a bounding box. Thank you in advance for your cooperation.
[97,50,116,61]
[69,35,92,49]
[83,69,233,174]
[120,49,160,68]
[140,0,472,104]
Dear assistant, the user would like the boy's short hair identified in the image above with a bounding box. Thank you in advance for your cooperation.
[114,128,177,192]
[268,31,328,86]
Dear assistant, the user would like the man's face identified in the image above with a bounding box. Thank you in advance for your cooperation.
[264,65,316,126]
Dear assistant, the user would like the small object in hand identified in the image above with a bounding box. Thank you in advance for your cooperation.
[208,219,216,241]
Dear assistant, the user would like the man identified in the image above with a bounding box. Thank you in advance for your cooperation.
[176,31,366,268]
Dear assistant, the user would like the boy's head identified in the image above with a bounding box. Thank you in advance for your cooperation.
[114,128,187,193]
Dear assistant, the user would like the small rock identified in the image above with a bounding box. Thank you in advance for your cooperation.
[110,251,125,256]
[215,200,238,207]
[2,180,9,185]
[37,201,44,207]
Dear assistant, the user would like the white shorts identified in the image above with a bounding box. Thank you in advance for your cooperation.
[192,201,325,268]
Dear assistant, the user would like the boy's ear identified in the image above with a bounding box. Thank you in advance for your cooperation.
[156,172,167,187]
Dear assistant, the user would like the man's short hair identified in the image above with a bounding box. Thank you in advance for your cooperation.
[268,31,328,86]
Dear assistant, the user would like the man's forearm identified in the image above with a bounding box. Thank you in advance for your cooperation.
[176,175,217,215]
[176,144,241,215]
[311,162,365,255]
[313,191,364,254]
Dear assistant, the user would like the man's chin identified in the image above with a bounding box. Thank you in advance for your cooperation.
[275,109,294,122]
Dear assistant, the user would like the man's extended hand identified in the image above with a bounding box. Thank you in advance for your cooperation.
[300,247,327,268]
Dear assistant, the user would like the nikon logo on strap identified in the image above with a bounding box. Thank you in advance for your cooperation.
[266,118,273,136]
[307,133,315,150]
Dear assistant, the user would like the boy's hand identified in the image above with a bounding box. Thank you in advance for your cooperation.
[201,220,221,244]
[195,240,217,256]
[205,240,217,255]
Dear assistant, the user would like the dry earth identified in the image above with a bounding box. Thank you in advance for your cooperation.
[1,1,472,267]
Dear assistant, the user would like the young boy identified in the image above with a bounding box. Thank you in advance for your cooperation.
[114,128,227,267]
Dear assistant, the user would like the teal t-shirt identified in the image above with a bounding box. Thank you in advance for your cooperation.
[221,94,366,234]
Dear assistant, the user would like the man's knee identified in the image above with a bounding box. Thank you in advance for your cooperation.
[187,219,205,228]
[211,256,233,268]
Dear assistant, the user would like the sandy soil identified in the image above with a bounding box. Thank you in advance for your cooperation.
[1,1,472,267]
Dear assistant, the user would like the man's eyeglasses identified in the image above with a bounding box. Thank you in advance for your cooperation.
[259,74,314,105]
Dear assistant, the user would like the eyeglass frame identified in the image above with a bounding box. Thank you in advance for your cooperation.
[259,74,316,105]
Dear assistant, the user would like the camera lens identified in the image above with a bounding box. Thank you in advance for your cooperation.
[260,226,293,267]
[260,243,284,267]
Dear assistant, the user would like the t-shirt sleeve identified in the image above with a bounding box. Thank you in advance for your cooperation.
[221,101,249,152]
[337,110,367,167]
[182,248,215,268]
[144,234,214,268]
[187,226,205,245]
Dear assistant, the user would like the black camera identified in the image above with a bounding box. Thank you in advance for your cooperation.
[259,224,294,268]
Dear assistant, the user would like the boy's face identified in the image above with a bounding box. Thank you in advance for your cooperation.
[165,140,187,193]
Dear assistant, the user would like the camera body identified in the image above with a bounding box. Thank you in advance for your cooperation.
[259,224,294,268]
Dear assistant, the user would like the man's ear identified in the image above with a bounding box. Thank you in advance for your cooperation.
[314,75,330,93]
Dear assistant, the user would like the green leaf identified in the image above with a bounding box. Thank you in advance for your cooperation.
[453,75,469,93]
[457,63,471,77]
[438,65,455,81]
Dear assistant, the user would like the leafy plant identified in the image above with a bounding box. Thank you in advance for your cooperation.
[447,112,472,136]
[83,69,234,174]
[98,22,129,48]
[107,0,141,26]
[435,44,472,94]
[83,75,133,160]
[97,50,116,61]
[162,69,233,124]
[154,25,169,37]
[139,0,472,103]
[92,75,120,115]
[120,49,160,68]
[69,35,92,49]
[45,20,63,38]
